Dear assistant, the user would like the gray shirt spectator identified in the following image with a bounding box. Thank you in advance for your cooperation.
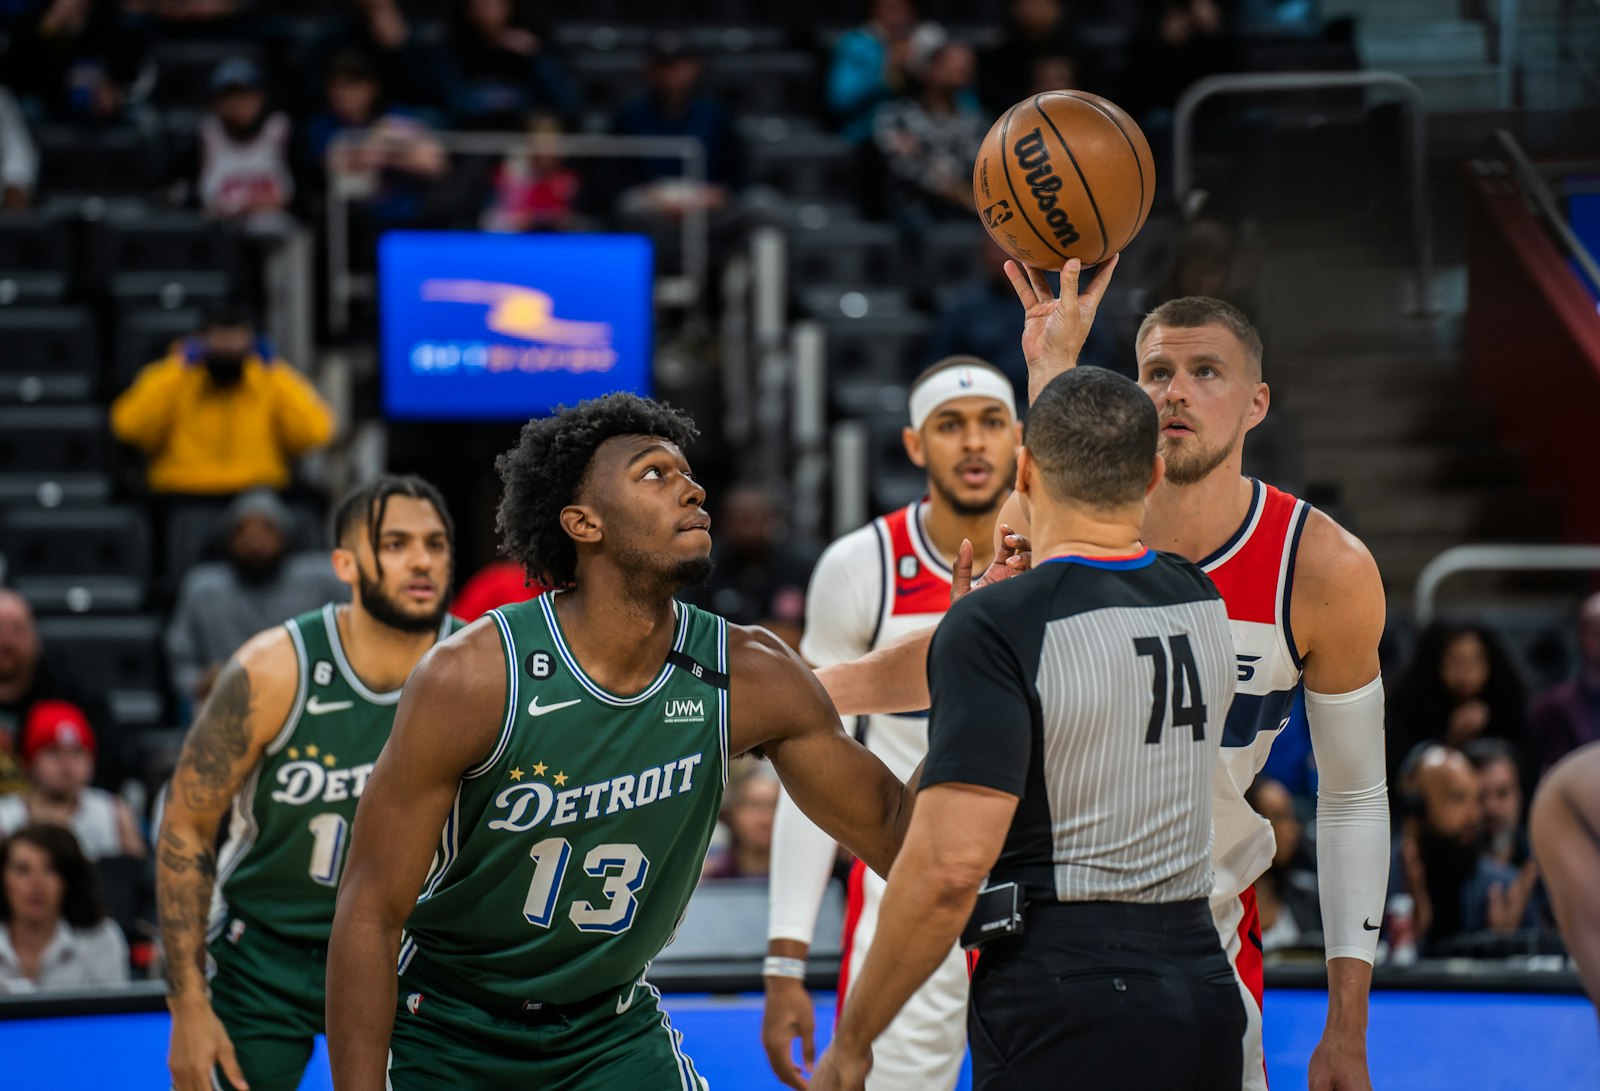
[164,491,347,705]
[0,88,39,209]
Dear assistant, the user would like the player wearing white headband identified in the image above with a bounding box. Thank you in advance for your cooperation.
[761,357,1019,1091]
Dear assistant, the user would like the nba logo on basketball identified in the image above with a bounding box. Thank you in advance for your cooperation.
[406,992,424,1015]
[982,201,1014,228]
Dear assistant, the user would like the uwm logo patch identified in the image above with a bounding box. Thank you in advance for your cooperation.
[664,698,706,724]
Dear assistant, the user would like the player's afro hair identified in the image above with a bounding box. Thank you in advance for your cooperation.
[496,393,700,589]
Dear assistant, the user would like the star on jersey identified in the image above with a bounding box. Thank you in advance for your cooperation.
[509,768,524,781]
[553,771,569,786]
[323,754,337,768]
[288,748,299,759]
[531,761,548,777]
[306,744,320,758]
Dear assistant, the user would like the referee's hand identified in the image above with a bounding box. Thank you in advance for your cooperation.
[761,976,816,1089]
[951,527,1033,604]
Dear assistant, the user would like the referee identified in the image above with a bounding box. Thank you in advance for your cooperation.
[812,367,1247,1091]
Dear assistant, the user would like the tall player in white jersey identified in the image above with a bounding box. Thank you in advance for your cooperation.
[817,262,1391,1091]
[761,358,1020,1091]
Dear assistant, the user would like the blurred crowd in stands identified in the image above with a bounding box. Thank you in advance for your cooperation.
[0,0,1593,996]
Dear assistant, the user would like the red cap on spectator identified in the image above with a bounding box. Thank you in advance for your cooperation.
[21,701,96,764]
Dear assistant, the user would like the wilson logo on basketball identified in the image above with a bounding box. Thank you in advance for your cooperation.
[1012,128,1081,248]
[982,200,1014,228]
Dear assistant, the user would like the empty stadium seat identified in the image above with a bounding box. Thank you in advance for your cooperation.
[0,307,100,403]
[0,212,73,303]
[34,615,165,726]
[35,126,156,196]
[789,222,899,290]
[822,313,931,415]
[748,134,857,205]
[93,212,240,303]
[915,221,988,297]
[0,405,111,506]
[863,408,931,513]
[1,507,150,614]
[567,52,648,121]
[705,52,819,117]
[150,41,263,109]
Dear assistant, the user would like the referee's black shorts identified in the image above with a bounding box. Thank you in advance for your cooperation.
[968,898,1247,1091]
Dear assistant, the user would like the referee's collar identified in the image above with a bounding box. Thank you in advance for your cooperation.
[1040,549,1154,571]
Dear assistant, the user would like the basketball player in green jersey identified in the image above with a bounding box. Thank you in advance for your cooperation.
[159,476,460,1091]
[327,394,920,1089]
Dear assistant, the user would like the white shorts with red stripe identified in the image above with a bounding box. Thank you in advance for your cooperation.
[1212,886,1268,1090]
[838,860,969,1090]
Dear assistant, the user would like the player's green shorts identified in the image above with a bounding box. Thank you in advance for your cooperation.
[206,914,326,1091]
[388,953,709,1090]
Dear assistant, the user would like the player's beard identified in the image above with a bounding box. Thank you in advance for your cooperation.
[617,540,715,602]
[357,563,450,634]
[929,461,1013,517]
[1160,419,1244,487]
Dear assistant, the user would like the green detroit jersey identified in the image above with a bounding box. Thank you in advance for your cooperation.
[400,593,730,1005]
[211,604,463,945]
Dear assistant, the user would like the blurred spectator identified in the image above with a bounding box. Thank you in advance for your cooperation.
[302,51,449,230]
[612,35,744,218]
[111,303,334,496]
[1151,219,1240,310]
[1025,53,1078,98]
[1463,737,1530,868]
[122,0,247,38]
[1528,592,1600,777]
[873,39,984,223]
[2,0,148,123]
[705,763,779,879]
[979,0,1079,112]
[1387,620,1530,791]
[482,113,582,233]
[197,57,295,232]
[301,0,437,114]
[0,88,39,208]
[677,484,813,650]
[1391,746,1536,953]
[450,560,546,624]
[0,702,144,861]
[437,0,576,129]
[0,591,112,797]
[1245,776,1321,952]
[0,825,128,993]
[164,491,347,706]
[928,240,1123,401]
[1129,0,1233,120]
[828,0,946,144]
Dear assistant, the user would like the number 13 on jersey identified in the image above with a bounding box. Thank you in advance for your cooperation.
[523,838,651,935]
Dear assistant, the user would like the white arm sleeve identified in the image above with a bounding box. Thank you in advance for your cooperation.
[1306,674,1390,964]
[769,529,881,946]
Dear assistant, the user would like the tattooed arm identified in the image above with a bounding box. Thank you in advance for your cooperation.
[158,628,298,1091]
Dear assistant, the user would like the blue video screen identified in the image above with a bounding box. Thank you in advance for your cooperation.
[379,231,654,421]
[3,989,1596,1088]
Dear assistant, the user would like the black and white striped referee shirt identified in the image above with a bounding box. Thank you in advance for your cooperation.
[921,549,1236,905]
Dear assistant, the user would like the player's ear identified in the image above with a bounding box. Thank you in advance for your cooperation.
[1245,381,1270,433]
[330,546,357,585]
[560,504,602,546]
[901,425,927,468]
[1015,446,1035,497]
[1148,452,1166,497]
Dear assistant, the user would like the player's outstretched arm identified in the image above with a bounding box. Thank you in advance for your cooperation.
[730,627,912,879]
[326,624,505,1091]
[159,629,299,1091]
[1296,512,1389,1091]
[1006,253,1118,405]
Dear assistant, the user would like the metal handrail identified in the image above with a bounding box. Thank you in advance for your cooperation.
[324,130,707,335]
[1173,72,1432,315]
[1492,130,1600,297]
[1414,544,1600,623]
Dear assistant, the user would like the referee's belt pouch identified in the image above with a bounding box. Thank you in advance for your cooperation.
[960,881,1024,951]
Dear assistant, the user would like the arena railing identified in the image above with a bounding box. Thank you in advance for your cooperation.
[323,131,707,336]
[1561,0,1600,100]
[1172,72,1434,315]
[1414,543,1600,624]
[1492,129,1600,298]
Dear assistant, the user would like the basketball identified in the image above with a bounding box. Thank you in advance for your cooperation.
[972,91,1156,269]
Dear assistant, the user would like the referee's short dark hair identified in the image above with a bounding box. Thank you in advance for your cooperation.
[1025,367,1158,509]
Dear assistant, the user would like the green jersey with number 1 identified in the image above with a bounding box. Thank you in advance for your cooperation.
[399,593,730,1005]
[210,603,463,944]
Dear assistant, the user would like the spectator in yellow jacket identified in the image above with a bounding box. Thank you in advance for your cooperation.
[110,305,335,495]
